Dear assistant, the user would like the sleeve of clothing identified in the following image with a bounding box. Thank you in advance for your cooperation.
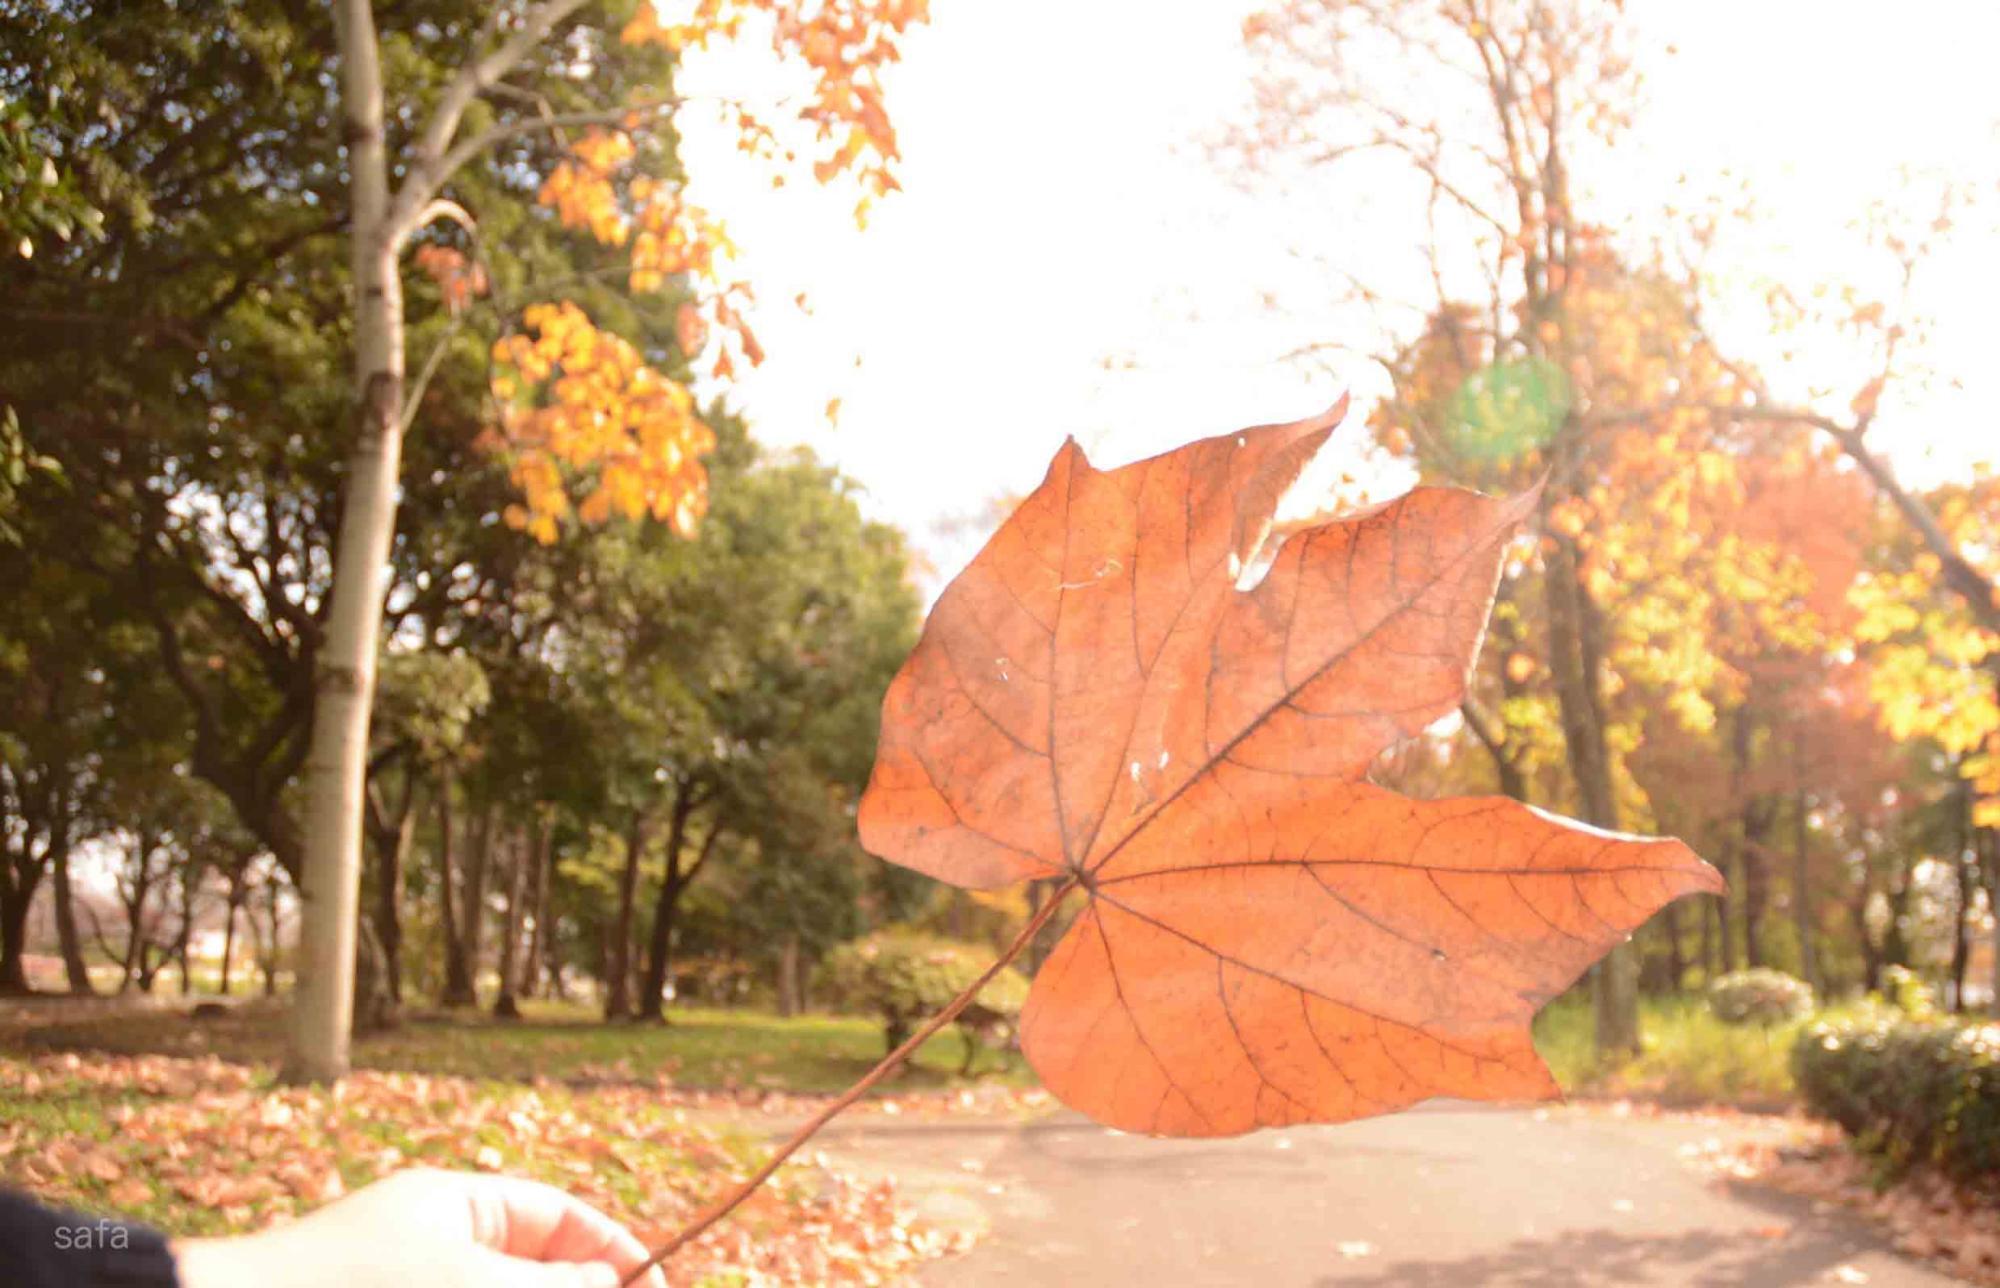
[0,1189,180,1288]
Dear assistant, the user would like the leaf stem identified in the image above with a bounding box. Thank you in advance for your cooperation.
[624,877,1080,1283]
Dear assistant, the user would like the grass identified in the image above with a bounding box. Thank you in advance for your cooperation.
[0,1049,831,1260]
[9,987,1841,1109]
[0,998,1010,1282]
[362,1000,1035,1091]
[1534,992,1825,1108]
[3,996,1032,1095]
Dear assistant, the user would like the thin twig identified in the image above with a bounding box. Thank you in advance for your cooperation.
[624,878,1080,1284]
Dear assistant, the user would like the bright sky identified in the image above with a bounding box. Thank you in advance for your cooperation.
[678,0,2000,586]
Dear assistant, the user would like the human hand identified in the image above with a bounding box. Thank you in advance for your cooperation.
[171,1168,667,1288]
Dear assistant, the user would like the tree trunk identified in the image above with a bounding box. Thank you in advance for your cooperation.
[286,0,407,1086]
[1793,775,1817,995]
[119,902,142,993]
[1542,516,1638,1056]
[351,915,395,1033]
[1853,891,1882,995]
[436,780,474,1006]
[639,789,699,1024]
[1740,804,1774,970]
[0,885,35,995]
[1716,853,1740,975]
[367,776,417,1007]
[523,821,552,1001]
[1697,894,1715,983]
[219,868,246,997]
[1659,904,1685,993]
[219,901,236,997]
[605,813,645,1020]
[1985,825,2000,1015]
[459,804,495,1004]
[1882,860,1913,970]
[777,934,802,1018]
[52,843,94,997]
[494,818,537,1021]
[263,873,282,997]
[1951,779,1975,1013]
[176,867,197,995]
[1731,712,1771,969]
[117,838,158,993]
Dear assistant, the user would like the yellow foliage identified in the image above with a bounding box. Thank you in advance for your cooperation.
[486,302,716,544]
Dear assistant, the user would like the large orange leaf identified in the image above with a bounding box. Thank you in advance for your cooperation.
[858,407,1721,1137]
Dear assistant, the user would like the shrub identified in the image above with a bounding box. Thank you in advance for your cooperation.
[1876,965,1939,1018]
[1792,1011,2000,1182]
[819,930,1029,1056]
[1707,968,1815,1026]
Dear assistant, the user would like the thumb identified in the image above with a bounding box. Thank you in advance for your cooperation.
[476,1251,623,1288]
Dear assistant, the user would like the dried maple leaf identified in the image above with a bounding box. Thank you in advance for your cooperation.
[858,406,1721,1137]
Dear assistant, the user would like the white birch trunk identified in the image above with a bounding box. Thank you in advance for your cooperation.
[283,0,404,1084]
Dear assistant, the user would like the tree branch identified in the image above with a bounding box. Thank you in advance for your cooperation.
[1580,399,1999,634]
[425,100,678,206]
[406,0,594,199]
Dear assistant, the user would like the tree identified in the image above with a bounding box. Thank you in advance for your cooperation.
[2,0,928,1072]
[556,440,917,1022]
[1233,0,1951,1044]
[292,0,927,1079]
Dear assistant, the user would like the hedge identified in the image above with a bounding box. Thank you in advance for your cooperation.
[1792,1011,2000,1181]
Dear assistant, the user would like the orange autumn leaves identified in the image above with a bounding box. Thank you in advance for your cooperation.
[0,1052,964,1285]
[858,410,1720,1137]
[479,0,931,543]
[488,131,741,544]
[621,0,926,207]
[487,302,714,541]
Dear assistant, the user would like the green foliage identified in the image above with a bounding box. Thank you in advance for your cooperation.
[819,931,1029,1050]
[1876,965,1939,1018]
[0,407,60,545]
[0,92,103,255]
[1706,968,1816,1026]
[1535,993,1812,1107]
[374,653,490,764]
[1793,1010,2000,1182]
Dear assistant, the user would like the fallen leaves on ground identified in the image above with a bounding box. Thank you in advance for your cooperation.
[0,1052,974,1285]
[860,409,1720,1137]
[1668,1108,2000,1284]
[559,1057,1052,1124]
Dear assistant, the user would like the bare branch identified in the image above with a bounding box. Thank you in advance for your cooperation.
[398,315,471,437]
[428,100,677,200]
[405,0,593,197]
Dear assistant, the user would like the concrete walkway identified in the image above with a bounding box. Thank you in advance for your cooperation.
[813,1104,1963,1286]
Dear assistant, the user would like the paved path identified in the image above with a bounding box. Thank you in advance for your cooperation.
[812,1104,1963,1287]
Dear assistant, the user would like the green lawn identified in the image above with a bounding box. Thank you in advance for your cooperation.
[5,997,1030,1094]
[9,989,1826,1108]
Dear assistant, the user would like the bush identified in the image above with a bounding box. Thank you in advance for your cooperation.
[1792,1011,2000,1182]
[818,930,1029,1056]
[1707,968,1815,1026]
[1876,965,1939,1018]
